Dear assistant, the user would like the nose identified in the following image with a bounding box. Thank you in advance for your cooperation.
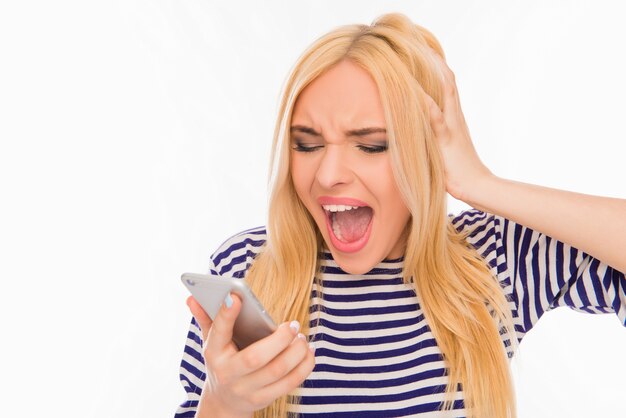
[315,144,353,189]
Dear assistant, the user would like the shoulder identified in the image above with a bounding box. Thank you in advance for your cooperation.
[448,208,509,264]
[448,207,503,237]
[209,226,268,278]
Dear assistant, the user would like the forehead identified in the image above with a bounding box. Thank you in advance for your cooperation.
[291,60,386,132]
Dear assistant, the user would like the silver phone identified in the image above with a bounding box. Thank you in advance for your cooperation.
[181,272,277,349]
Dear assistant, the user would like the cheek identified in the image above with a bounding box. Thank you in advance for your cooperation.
[387,186,409,222]
[290,156,313,199]
[372,165,408,221]
[363,162,398,202]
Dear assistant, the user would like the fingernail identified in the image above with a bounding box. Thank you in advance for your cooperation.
[289,320,300,334]
[224,292,233,309]
[309,342,316,353]
[297,333,306,340]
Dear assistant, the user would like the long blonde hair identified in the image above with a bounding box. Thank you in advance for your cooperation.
[245,12,519,418]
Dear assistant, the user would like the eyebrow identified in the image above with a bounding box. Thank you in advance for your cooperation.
[290,125,386,137]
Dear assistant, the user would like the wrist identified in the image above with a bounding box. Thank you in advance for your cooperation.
[195,387,252,418]
[461,172,500,212]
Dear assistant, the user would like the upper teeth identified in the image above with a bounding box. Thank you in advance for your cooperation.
[322,204,360,212]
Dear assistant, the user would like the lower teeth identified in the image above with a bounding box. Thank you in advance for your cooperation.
[331,213,344,241]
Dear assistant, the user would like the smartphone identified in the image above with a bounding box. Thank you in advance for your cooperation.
[181,272,277,349]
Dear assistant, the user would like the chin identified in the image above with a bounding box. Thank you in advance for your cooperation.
[328,249,377,275]
[340,263,374,275]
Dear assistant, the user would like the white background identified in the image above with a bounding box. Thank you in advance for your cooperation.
[1,1,625,417]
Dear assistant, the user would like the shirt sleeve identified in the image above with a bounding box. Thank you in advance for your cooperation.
[174,226,266,417]
[174,258,218,418]
[452,209,626,341]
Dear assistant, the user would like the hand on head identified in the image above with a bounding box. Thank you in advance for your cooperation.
[425,54,494,203]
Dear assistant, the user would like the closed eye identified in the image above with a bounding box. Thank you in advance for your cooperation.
[357,144,387,154]
[291,141,388,154]
[292,143,322,153]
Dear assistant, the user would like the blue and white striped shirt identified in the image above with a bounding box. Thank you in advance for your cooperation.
[175,208,626,417]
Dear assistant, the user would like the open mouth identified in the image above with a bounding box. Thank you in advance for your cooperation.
[322,204,374,252]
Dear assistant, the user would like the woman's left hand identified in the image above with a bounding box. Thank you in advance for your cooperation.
[425,54,494,204]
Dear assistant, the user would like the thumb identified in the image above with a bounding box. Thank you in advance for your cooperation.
[425,94,449,142]
[186,295,213,341]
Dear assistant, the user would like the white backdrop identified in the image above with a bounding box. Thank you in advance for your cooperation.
[1,1,625,417]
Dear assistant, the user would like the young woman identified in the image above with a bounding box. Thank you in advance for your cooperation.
[175,12,626,418]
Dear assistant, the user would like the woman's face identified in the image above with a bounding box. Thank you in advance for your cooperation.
[290,59,411,275]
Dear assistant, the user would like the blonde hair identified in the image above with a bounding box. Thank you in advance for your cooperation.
[245,12,519,418]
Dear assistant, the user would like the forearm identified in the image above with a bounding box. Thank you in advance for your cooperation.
[465,174,626,273]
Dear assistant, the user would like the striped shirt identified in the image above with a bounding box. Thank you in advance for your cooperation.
[175,208,626,417]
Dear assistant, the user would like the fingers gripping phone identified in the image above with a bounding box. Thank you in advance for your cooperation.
[181,273,277,350]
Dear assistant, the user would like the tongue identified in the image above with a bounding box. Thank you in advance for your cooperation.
[333,207,373,243]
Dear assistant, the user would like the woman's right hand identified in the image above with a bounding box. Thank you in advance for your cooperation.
[186,293,316,418]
